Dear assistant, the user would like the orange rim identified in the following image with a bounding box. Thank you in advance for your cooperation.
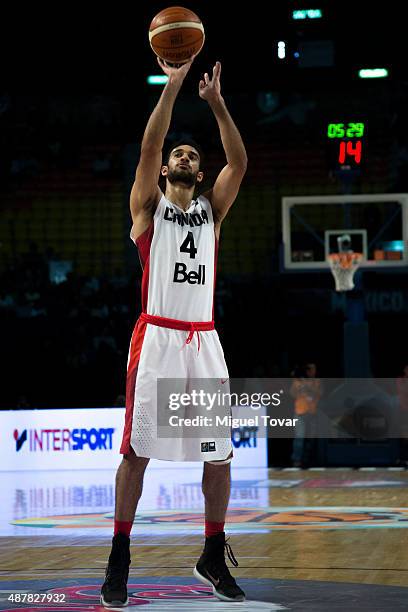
[328,252,363,269]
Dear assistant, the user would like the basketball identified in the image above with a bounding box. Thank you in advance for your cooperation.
[149,6,205,65]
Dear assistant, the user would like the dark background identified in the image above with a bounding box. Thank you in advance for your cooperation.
[1,1,407,453]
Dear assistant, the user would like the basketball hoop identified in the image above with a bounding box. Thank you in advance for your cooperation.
[327,252,363,292]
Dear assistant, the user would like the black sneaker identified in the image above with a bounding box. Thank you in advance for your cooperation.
[100,533,130,608]
[193,532,245,602]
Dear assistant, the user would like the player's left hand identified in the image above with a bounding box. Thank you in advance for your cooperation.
[199,61,222,103]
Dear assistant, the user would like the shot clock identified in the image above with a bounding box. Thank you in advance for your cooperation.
[327,121,365,166]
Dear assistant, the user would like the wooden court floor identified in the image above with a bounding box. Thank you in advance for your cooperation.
[1,468,408,589]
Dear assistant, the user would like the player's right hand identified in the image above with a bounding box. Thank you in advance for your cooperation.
[157,55,195,84]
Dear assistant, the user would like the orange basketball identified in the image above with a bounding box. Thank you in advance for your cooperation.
[149,6,205,65]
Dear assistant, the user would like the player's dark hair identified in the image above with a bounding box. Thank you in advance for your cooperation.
[163,138,204,166]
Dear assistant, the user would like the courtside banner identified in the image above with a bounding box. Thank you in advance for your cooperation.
[2,408,122,471]
[0,407,267,471]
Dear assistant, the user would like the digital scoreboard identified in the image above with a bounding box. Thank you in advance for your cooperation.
[327,121,365,165]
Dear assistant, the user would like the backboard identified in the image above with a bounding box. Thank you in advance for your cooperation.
[282,193,408,270]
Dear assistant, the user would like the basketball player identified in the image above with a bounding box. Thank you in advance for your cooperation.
[101,56,247,607]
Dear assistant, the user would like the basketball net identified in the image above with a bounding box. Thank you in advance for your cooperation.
[327,252,363,292]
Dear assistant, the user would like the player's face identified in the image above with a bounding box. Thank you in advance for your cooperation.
[163,146,203,187]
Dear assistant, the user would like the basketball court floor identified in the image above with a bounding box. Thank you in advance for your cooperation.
[1,465,407,611]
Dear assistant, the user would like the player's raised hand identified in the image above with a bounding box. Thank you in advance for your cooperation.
[157,55,195,84]
[199,61,222,103]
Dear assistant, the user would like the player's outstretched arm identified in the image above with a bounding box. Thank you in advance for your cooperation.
[130,57,195,236]
[200,62,247,224]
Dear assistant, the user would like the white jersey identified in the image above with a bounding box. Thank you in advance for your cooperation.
[133,194,216,322]
[123,193,232,462]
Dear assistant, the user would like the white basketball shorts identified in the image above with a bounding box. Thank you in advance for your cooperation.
[120,313,233,462]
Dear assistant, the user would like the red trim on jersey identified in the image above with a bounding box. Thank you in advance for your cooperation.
[136,222,154,267]
[140,257,150,313]
[212,233,219,321]
[136,222,154,314]
[120,317,148,455]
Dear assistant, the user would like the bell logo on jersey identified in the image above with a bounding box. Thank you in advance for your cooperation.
[173,262,206,285]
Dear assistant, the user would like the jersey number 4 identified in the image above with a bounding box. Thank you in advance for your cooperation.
[180,231,197,259]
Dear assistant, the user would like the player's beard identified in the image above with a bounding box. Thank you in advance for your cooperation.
[167,167,198,188]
